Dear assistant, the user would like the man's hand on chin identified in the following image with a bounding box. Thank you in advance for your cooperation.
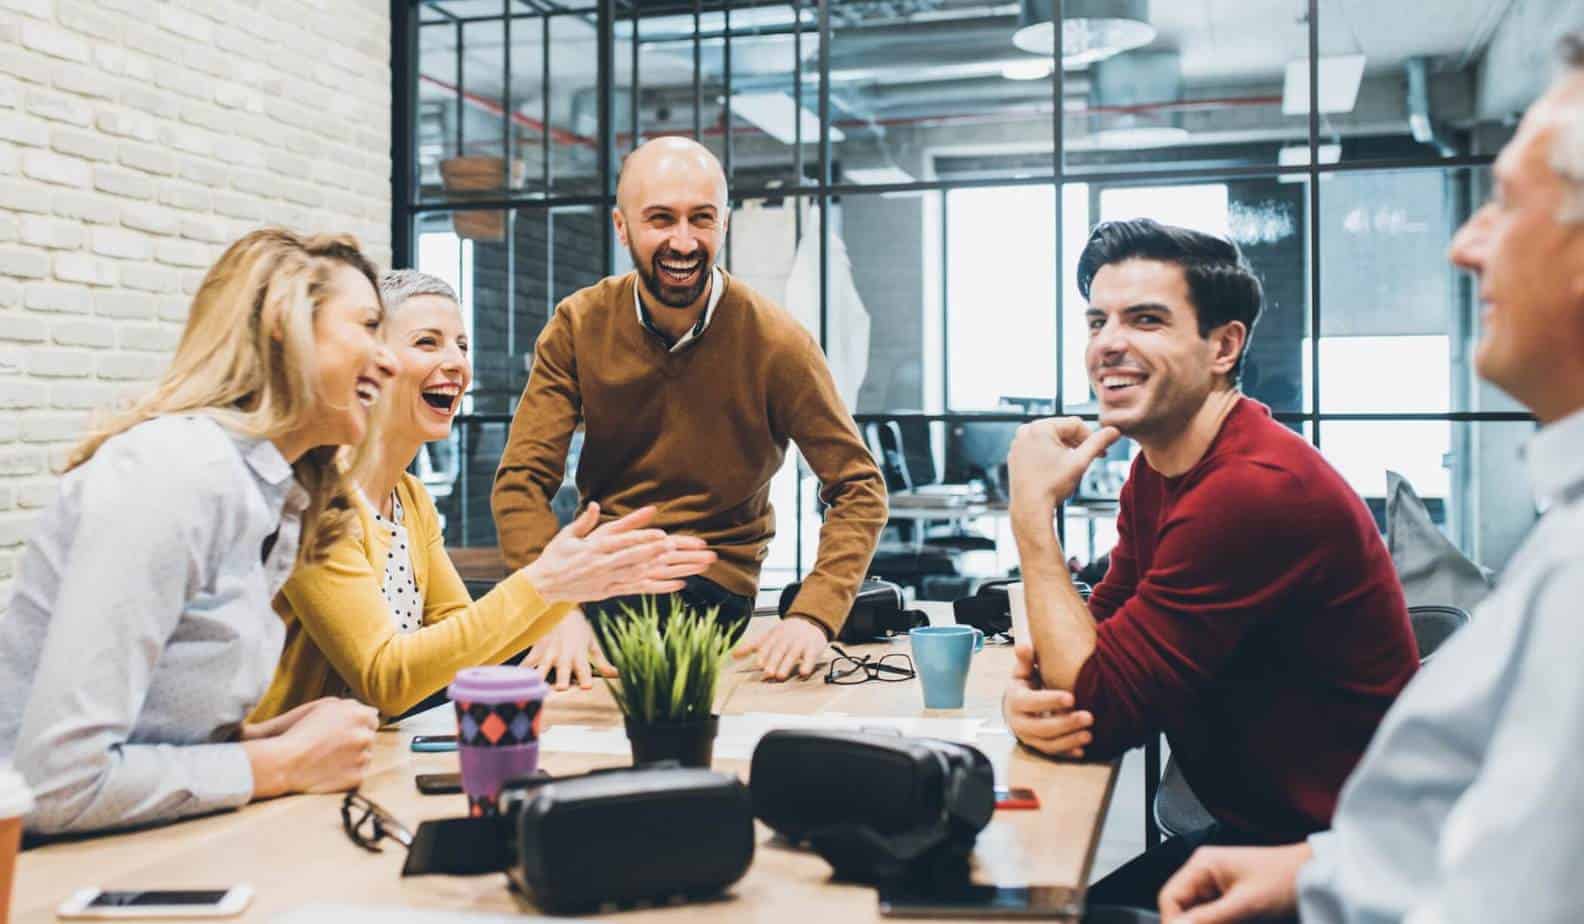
[1007,418,1122,519]
[733,616,830,681]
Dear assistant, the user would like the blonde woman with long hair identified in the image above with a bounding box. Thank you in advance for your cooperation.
[0,229,397,836]
[253,270,714,721]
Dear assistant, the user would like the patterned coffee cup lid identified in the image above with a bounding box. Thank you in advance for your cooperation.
[449,665,548,703]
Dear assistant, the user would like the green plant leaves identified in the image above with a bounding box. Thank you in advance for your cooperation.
[594,596,734,725]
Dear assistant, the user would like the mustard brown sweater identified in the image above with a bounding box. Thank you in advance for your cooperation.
[492,270,887,636]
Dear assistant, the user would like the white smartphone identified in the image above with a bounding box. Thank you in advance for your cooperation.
[57,886,253,919]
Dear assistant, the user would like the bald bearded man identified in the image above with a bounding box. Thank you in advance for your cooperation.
[492,137,887,687]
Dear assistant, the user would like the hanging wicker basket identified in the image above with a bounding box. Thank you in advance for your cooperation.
[439,155,526,242]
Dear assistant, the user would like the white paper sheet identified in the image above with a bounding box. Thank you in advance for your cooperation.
[539,713,985,761]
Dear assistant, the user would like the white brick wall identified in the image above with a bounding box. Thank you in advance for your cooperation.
[0,0,392,600]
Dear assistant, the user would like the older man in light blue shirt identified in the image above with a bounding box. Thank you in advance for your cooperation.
[1157,31,1584,924]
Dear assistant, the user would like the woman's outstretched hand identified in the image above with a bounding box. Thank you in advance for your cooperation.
[522,503,716,605]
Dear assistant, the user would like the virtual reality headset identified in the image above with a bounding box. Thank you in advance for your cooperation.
[778,578,929,644]
[502,765,755,913]
[952,578,1092,638]
[404,765,754,914]
[749,729,995,884]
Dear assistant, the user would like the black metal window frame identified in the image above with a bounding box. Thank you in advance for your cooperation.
[391,0,1536,849]
[390,0,1528,527]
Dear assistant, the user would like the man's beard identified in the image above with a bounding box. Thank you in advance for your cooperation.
[633,245,713,309]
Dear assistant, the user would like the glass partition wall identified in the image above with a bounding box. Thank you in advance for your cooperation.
[394,0,1544,589]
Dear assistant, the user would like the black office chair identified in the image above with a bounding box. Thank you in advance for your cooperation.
[863,421,963,596]
[865,420,915,495]
[1152,601,1476,839]
[1151,759,1216,841]
[1408,604,1471,662]
[887,418,998,553]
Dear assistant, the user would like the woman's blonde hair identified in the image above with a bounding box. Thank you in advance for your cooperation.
[67,228,383,565]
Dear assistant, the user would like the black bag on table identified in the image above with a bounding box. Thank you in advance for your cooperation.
[749,730,995,884]
[951,578,1092,639]
[778,578,929,644]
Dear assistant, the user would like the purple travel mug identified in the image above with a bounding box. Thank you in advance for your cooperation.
[448,666,549,816]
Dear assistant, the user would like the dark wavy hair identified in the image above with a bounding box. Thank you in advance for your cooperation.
[1076,218,1264,386]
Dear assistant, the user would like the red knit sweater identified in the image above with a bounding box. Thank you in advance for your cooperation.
[1078,398,1417,840]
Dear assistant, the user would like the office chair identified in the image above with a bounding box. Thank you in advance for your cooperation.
[1152,601,1475,840]
[888,418,998,553]
[1408,604,1470,662]
[865,420,914,494]
[863,421,962,596]
[1151,760,1217,842]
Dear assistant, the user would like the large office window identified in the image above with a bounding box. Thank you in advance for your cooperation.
[394,0,1547,590]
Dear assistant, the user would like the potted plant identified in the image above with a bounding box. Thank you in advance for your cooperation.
[596,598,736,768]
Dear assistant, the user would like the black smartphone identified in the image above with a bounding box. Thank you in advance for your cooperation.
[416,769,549,795]
[415,772,462,795]
[410,734,458,753]
[878,883,1081,919]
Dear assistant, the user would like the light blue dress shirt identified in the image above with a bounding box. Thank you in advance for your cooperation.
[1298,409,1584,923]
[0,415,308,835]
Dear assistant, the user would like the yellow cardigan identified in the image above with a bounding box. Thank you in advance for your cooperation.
[252,473,572,721]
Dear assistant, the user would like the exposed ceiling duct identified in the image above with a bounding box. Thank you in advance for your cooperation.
[412,0,1514,182]
[1406,56,1458,158]
[1084,48,1188,148]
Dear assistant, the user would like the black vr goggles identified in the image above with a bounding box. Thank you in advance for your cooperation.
[778,578,929,643]
[951,578,1092,638]
[750,729,996,885]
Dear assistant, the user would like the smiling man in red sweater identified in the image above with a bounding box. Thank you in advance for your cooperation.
[1002,219,1418,910]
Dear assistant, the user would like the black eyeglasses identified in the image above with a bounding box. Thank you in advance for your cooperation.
[341,791,413,853]
[825,644,917,685]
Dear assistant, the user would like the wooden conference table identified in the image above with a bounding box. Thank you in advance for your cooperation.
[14,613,1119,923]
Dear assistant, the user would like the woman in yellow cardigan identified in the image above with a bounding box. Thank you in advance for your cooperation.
[253,270,715,720]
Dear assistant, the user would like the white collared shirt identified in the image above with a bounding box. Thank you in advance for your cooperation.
[0,415,308,835]
[1298,410,1583,923]
[633,265,725,353]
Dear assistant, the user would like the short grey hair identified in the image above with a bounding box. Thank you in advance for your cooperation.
[1555,31,1584,222]
[379,269,459,315]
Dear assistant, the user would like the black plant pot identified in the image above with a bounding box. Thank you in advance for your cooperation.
[624,715,719,768]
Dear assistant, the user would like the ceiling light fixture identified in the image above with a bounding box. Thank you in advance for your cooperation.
[730,92,844,146]
[844,166,916,185]
[1281,54,1367,115]
[1277,143,1341,182]
[1013,0,1154,66]
[1002,59,1056,81]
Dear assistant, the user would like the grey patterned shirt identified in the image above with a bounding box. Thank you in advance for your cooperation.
[1298,407,1584,924]
[0,415,308,835]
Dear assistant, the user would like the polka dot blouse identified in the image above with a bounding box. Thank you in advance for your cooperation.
[370,491,422,633]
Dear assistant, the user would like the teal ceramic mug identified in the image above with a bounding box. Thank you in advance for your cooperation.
[908,625,985,709]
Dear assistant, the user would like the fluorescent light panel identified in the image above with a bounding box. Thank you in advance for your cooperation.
[1282,54,1367,115]
[730,93,842,146]
[1278,143,1342,167]
[1002,59,1056,81]
[843,166,915,185]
